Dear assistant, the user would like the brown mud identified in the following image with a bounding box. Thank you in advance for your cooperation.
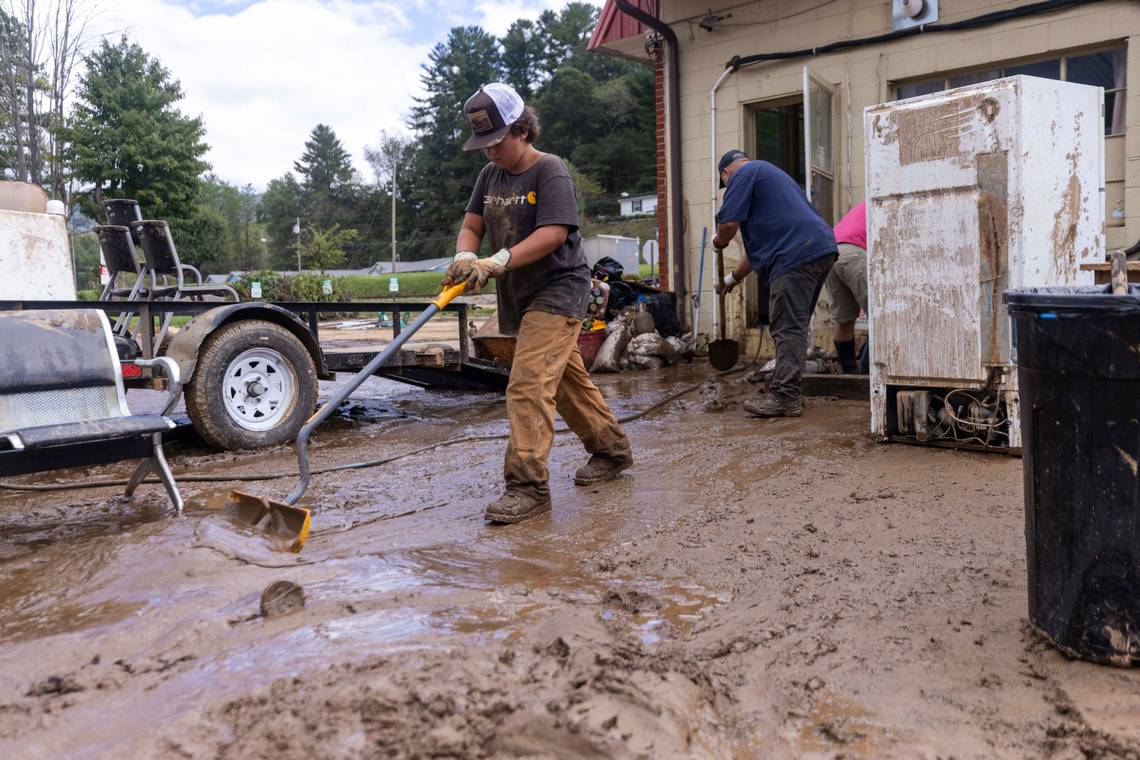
[1,367,1138,758]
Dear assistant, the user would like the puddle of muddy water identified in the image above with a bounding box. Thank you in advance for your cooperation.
[793,691,885,757]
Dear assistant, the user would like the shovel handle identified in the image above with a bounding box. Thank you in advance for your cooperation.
[714,246,727,341]
[434,282,467,309]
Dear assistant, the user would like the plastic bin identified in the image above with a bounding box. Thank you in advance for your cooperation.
[1004,285,1140,666]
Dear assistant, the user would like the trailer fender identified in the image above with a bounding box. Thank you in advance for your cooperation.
[164,303,330,384]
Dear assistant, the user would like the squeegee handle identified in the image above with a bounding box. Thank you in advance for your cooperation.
[284,283,467,505]
[434,282,467,309]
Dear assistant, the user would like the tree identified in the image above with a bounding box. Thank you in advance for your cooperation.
[195,174,266,273]
[259,172,303,269]
[534,3,597,80]
[364,129,410,267]
[501,19,542,98]
[294,123,352,195]
[170,203,231,273]
[405,26,501,258]
[0,0,93,198]
[64,36,208,221]
[295,223,357,271]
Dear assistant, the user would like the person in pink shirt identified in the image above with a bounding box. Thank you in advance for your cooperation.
[826,202,868,374]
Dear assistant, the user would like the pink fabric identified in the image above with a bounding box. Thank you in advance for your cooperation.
[833,202,867,250]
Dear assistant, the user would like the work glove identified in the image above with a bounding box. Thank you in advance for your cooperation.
[441,251,477,286]
[464,248,511,293]
[716,271,739,295]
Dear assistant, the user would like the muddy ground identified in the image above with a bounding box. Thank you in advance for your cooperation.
[1,366,1138,759]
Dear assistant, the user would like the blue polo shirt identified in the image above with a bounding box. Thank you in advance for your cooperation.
[716,160,837,282]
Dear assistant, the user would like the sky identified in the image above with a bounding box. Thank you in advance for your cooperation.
[89,0,601,189]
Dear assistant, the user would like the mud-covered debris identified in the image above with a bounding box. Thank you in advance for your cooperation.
[602,588,661,614]
[260,580,305,618]
[700,378,732,412]
[26,675,84,697]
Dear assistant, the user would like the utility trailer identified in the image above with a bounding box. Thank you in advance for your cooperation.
[0,185,508,452]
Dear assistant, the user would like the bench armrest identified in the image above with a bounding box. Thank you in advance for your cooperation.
[132,357,182,416]
[180,264,204,284]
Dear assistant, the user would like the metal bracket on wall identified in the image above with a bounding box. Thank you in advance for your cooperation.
[892,0,938,31]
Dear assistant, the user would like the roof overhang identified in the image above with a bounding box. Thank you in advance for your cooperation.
[587,0,657,61]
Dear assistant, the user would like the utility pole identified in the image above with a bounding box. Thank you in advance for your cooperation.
[293,217,302,271]
[391,160,398,274]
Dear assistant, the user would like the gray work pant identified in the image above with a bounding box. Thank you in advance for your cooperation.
[769,252,837,401]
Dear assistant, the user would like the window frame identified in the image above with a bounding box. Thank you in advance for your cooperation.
[891,44,1127,135]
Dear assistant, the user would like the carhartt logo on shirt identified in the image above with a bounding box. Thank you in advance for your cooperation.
[484,193,533,207]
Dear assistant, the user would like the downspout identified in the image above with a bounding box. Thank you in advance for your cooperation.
[708,66,734,338]
[614,0,686,322]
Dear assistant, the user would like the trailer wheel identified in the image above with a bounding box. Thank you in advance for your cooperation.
[186,320,317,450]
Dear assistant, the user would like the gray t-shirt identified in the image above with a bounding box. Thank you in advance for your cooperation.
[465,154,590,335]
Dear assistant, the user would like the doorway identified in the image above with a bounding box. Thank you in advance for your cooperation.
[750,101,806,189]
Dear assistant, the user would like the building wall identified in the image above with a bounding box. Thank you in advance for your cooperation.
[655,0,1140,340]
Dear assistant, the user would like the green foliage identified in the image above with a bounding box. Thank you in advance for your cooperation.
[196,175,267,273]
[340,271,495,299]
[260,124,394,270]
[294,124,353,194]
[231,270,349,303]
[169,203,231,271]
[501,20,542,98]
[259,172,303,268]
[400,2,656,257]
[41,4,656,283]
[295,223,358,271]
[405,26,502,258]
[64,37,208,221]
[71,232,102,291]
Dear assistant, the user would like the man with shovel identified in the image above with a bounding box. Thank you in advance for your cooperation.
[714,149,838,417]
[442,83,633,525]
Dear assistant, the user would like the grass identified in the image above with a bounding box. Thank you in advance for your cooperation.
[340,271,495,299]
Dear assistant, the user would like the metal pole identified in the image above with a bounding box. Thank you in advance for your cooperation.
[286,301,442,504]
[391,160,398,274]
[295,217,302,272]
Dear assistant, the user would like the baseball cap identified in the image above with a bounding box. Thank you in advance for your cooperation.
[718,149,748,187]
[462,83,525,151]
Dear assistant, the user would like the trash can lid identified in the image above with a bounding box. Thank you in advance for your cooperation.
[1004,285,1140,315]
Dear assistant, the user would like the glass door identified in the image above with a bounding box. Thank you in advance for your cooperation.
[803,67,836,223]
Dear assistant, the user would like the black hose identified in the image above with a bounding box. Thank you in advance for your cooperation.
[729,0,1104,71]
[0,363,755,494]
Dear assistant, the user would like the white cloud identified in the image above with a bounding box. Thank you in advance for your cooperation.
[470,0,572,37]
[91,0,428,188]
[85,0,603,188]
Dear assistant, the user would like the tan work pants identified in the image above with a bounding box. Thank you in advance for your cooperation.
[505,310,631,498]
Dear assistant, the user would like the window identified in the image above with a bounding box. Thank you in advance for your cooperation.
[894,47,1127,135]
[632,198,642,213]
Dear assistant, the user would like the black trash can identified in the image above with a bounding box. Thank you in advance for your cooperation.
[1004,285,1140,667]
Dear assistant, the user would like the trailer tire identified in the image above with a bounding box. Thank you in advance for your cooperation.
[186,320,317,450]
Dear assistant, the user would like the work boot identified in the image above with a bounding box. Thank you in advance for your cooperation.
[835,339,859,374]
[574,453,633,486]
[484,489,552,525]
[743,392,802,418]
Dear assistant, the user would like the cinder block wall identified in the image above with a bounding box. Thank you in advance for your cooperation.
[658,0,1139,341]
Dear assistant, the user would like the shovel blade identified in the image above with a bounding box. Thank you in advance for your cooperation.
[709,339,739,371]
[225,491,312,553]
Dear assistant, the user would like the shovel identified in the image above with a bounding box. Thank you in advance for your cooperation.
[709,245,739,370]
[226,282,468,552]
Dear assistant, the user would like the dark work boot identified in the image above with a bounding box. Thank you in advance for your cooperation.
[484,489,551,525]
[743,392,802,418]
[835,340,859,374]
[574,453,633,486]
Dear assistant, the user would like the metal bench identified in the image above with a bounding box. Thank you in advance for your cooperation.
[0,309,184,512]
